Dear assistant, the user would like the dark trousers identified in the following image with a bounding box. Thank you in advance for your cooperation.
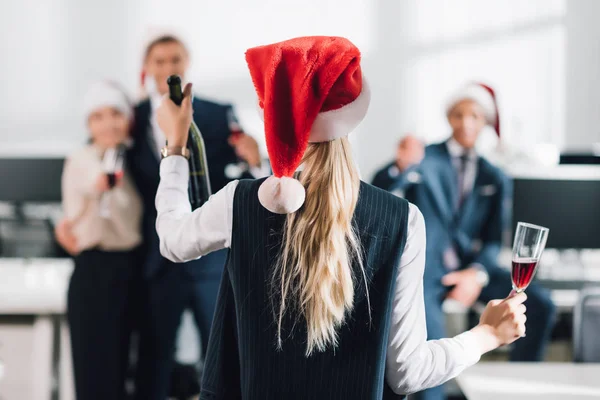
[67,249,136,400]
[134,250,226,400]
[412,267,556,400]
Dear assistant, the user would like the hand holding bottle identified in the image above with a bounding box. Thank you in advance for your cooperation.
[157,82,194,148]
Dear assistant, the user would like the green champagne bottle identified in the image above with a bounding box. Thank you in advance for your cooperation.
[167,75,212,209]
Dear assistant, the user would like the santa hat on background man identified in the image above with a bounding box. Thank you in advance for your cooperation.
[245,36,370,214]
[138,26,190,99]
[446,82,500,137]
[82,81,132,123]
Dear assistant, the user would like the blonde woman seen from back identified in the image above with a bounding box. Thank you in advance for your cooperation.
[154,36,527,400]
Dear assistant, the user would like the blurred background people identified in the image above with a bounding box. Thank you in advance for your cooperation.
[55,30,270,399]
[127,30,268,400]
[372,83,556,400]
[62,81,141,400]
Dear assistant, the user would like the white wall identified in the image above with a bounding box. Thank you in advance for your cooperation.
[0,0,599,178]
[0,0,375,158]
[565,0,600,150]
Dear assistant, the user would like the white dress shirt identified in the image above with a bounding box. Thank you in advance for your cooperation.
[149,94,169,158]
[155,156,483,395]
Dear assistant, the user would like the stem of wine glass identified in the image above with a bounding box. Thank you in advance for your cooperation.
[511,282,522,294]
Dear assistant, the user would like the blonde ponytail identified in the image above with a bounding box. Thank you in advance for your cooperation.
[273,137,367,356]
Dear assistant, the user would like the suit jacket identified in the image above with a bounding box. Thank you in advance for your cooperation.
[372,142,512,285]
[128,96,253,278]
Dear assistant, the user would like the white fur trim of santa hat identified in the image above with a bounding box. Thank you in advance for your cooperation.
[309,77,371,143]
[82,81,132,122]
[446,84,496,123]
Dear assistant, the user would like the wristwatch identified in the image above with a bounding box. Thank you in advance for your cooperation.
[161,146,190,160]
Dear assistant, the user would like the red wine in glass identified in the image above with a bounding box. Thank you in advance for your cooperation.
[229,127,243,144]
[511,222,549,293]
[511,258,539,292]
[100,145,126,218]
[106,170,124,189]
[225,107,250,178]
[228,115,243,145]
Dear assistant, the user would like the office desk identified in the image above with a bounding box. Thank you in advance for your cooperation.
[0,258,74,400]
[457,362,600,400]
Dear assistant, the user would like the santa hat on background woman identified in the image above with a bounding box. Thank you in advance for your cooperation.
[446,82,500,137]
[245,36,370,214]
[82,80,132,123]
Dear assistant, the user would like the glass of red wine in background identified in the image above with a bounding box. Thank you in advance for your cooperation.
[225,108,249,178]
[99,145,126,218]
[511,222,549,293]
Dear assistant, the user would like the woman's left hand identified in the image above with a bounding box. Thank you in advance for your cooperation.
[156,82,193,148]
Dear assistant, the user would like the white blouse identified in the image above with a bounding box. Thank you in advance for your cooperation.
[155,156,482,395]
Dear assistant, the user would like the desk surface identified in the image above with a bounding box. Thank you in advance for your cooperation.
[0,258,73,314]
[457,362,600,400]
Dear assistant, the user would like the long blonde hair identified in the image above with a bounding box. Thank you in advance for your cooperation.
[273,137,368,356]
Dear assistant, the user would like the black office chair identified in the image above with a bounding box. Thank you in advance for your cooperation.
[573,288,600,362]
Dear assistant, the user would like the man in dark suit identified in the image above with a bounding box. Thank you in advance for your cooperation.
[372,83,555,400]
[130,32,269,400]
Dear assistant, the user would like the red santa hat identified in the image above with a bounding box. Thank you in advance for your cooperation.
[245,36,370,214]
[446,82,500,136]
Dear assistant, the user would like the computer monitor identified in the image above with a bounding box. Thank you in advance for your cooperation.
[0,157,64,203]
[511,166,600,249]
[560,153,600,165]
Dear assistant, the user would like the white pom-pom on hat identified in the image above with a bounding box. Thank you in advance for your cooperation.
[258,176,306,214]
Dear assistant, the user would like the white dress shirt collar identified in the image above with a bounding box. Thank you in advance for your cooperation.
[446,137,477,161]
[149,93,168,158]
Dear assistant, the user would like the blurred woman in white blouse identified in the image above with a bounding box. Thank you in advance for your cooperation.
[61,81,141,400]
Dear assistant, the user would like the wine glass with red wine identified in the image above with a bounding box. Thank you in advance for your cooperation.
[511,222,549,293]
[224,107,249,179]
[99,145,126,218]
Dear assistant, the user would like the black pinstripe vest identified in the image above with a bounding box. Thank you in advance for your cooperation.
[201,178,409,400]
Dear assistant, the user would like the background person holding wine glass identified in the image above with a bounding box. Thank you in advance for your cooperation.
[60,81,142,400]
[128,29,269,399]
[371,83,556,400]
[54,28,270,400]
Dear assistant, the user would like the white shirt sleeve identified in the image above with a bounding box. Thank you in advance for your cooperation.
[385,203,482,395]
[155,156,237,263]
